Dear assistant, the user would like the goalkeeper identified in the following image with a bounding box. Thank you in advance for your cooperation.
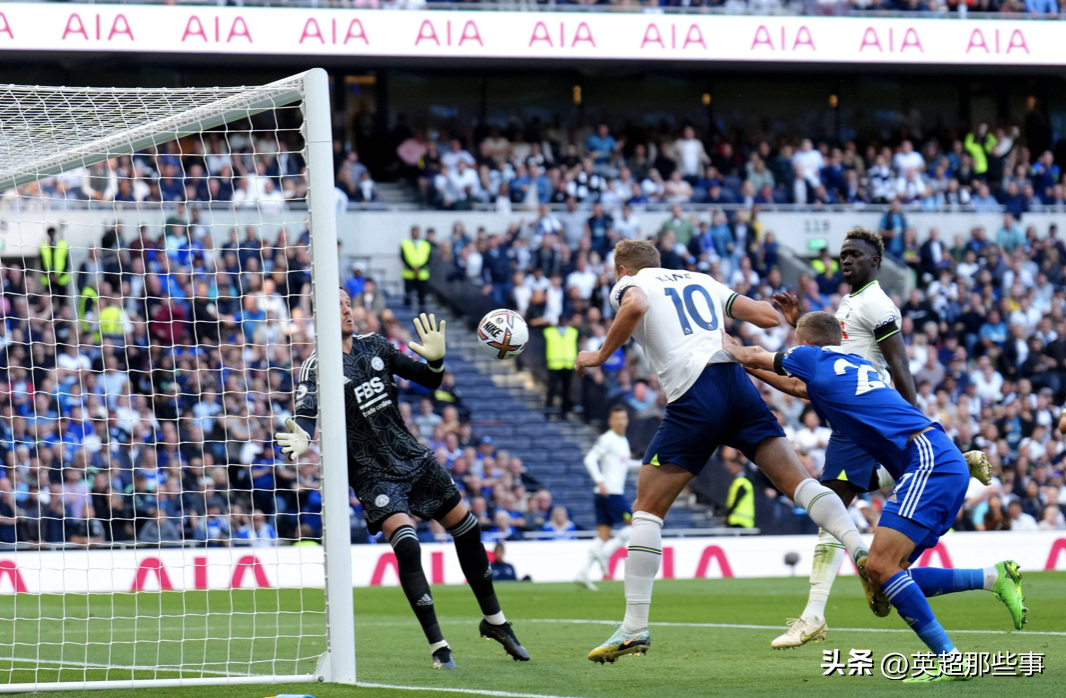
[277,289,529,670]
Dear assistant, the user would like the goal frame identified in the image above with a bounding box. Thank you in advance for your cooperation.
[0,68,357,693]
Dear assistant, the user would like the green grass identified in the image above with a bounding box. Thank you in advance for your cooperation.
[3,572,1064,698]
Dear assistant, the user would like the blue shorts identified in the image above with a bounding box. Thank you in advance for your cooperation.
[594,494,632,527]
[878,428,969,563]
[821,430,880,492]
[643,363,785,475]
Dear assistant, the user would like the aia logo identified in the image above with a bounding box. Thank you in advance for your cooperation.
[840,320,849,340]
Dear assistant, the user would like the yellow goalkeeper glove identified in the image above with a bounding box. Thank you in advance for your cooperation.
[963,450,991,486]
[409,312,446,362]
[275,418,310,462]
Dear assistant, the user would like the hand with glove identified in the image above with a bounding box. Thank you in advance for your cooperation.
[275,418,310,462]
[963,450,991,486]
[409,312,447,362]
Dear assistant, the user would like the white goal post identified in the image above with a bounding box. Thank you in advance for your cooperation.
[0,69,355,691]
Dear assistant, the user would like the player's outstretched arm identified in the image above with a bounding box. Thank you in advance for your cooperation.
[721,336,775,370]
[575,285,649,376]
[745,367,809,400]
[728,294,783,329]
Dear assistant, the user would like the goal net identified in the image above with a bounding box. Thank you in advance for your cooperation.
[0,70,355,692]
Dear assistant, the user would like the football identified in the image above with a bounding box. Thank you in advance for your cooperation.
[476,309,529,360]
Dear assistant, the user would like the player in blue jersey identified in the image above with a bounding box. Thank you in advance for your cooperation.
[769,229,989,649]
[725,312,1028,682]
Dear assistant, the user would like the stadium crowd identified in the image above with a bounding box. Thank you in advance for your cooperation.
[431,131,1066,533]
[0,204,579,548]
[396,118,1066,215]
[3,127,381,210]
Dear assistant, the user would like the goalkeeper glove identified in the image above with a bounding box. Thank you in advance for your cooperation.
[409,312,447,362]
[275,418,310,462]
[963,450,991,486]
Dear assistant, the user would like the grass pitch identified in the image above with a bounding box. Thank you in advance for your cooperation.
[2,571,1063,698]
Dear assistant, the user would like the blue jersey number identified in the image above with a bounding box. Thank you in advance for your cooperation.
[833,358,887,396]
[665,285,719,335]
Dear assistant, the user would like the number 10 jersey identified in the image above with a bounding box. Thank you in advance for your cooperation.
[610,267,739,403]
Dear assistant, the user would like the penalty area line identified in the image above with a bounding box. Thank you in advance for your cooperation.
[357,682,594,698]
[522,618,1066,637]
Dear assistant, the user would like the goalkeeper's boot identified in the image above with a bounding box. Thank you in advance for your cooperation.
[431,645,456,670]
[854,552,892,618]
[770,617,828,649]
[587,626,650,664]
[992,560,1027,630]
[479,619,530,661]
[963,451,992,486]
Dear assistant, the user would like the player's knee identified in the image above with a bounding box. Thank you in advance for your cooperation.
[864,553,898,589]
[388,525,422,566]
[445,511,481,543]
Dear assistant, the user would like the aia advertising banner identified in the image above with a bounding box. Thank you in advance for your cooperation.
[1,532,1064,593]
[0,5,1055,66]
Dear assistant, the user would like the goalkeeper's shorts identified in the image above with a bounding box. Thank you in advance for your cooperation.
[356,462,462,535]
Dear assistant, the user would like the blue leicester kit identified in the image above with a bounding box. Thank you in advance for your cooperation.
[777,345,970,559]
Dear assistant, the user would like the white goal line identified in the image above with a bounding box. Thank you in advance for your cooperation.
[357,682,594,698]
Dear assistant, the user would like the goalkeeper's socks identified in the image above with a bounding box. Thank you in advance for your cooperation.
[792,479,866,560]
[447,512,504,623]
[882,570,956,655]
[389,525,444,645]
[621,512,663,634]
[905,567,995,596]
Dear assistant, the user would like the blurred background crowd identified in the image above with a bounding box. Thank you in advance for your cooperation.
[427,126,1066,536]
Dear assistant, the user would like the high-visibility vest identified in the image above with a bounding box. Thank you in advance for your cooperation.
[964,132,996,175]
[811,258,838,276]
[401,239,431,281]
[543,326,578,370]
[99,305,126,339]
[78,285,98,336]
[40,240,71,286]
[726,475,755,528]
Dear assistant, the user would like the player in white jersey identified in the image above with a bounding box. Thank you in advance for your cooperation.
[765,228,987,649]
[576,405,642,590]
[574,240,881,664]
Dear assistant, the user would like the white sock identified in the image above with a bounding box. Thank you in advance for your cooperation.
[430,640,449,652]
[793,479,865,561]
[876,465,896,489]
[484,611,506,625]
[982,566,998,591]
[620,512,663,634]
[800,528,845,624]
[582,538,607,576]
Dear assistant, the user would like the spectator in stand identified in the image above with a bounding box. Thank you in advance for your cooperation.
[878,198,908,260]
[996,213,1026,253]
[669,126,710,185]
